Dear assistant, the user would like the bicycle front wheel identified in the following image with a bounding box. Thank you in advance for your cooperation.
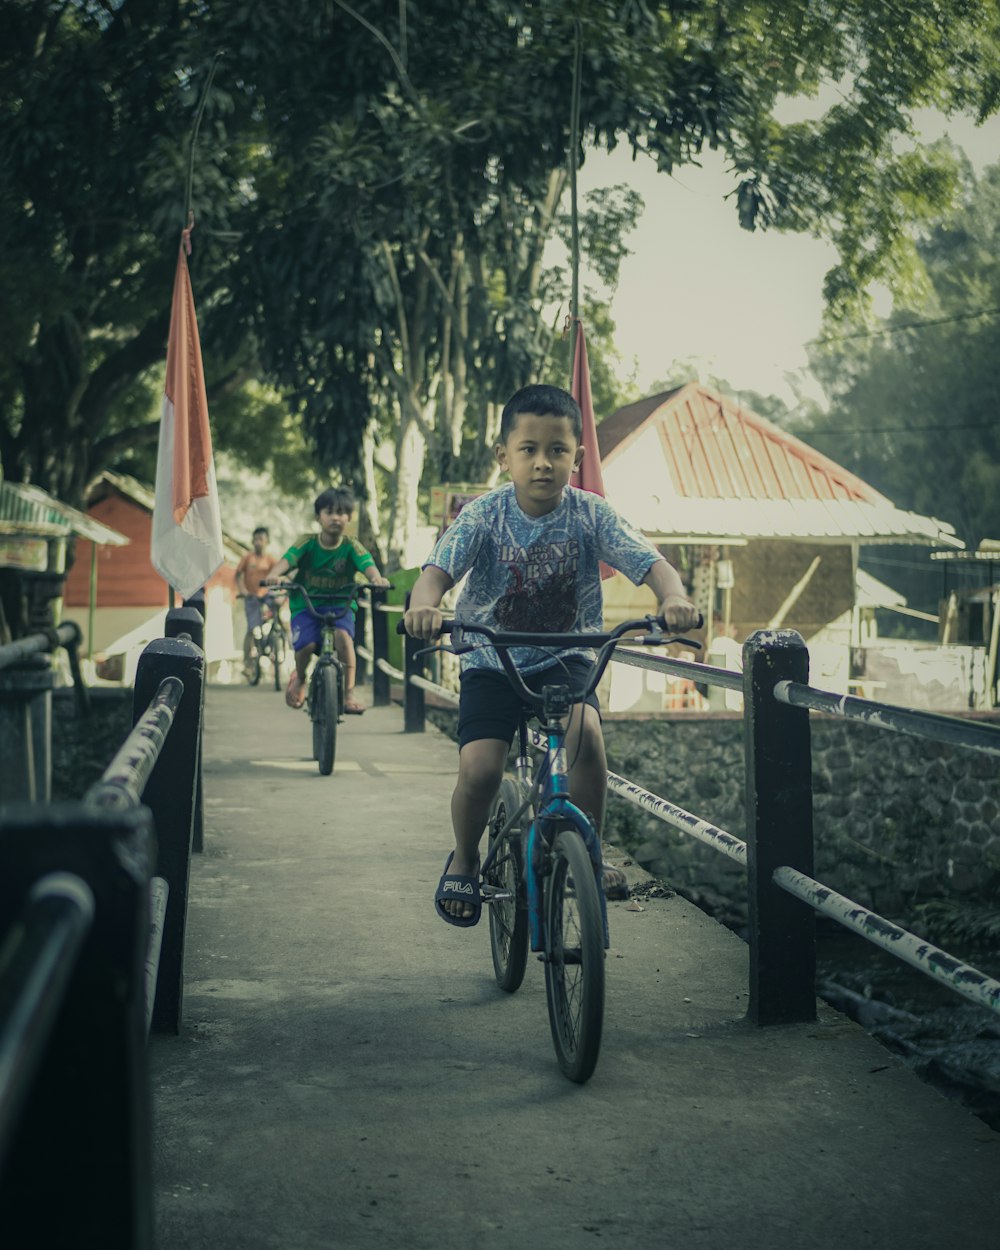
[486,778,529,994]
[312,664,338,775]
[543,826,605,1084]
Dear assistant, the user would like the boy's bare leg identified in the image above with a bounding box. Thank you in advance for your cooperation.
[566,703,628,897]
[335,630,362,711]
[443,737,508,920]
[286,643,316,707]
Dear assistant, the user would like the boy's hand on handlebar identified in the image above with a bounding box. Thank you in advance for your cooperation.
[658,594,702,633]
[369,575,391,589]
[404,605,444,642]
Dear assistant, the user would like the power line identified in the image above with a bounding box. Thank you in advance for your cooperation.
[803,420,998,436]
[809,305,1000,345]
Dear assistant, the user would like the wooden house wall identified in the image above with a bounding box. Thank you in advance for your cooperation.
[63,493,238,609]
[727,540,854,640]
[63,496,167,609]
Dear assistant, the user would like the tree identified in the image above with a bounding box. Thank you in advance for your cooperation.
[804,159,1000,552]
[0,1,272,505]
[4,0,1000,551]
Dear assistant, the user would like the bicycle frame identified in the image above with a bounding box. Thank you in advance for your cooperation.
[520,704,610,954]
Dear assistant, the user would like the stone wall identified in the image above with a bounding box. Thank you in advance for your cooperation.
[51,687,133,800]
[426,704,1000,932]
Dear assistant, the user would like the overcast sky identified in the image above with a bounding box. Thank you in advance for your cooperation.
[576,108,1000,407]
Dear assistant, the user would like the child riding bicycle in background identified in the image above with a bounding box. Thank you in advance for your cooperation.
[235,525,280,677]
[403,383,700,925]
[267,486,389,714]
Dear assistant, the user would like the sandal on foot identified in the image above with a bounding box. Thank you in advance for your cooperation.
[285,673,306,709]
[601,861,631,901]
[434,852,481,928]
[344,698,366,715]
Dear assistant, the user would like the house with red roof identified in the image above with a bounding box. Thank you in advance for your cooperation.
[595,383,967,709]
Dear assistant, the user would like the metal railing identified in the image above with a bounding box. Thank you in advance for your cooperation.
[387,622,1000,1026]
[0,601,207,1248]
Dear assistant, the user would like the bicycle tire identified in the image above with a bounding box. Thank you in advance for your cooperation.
[543,825,605,1084]
[246,634,262,687]
[313,663,338,775]
[271,627,286,691]
[486,778,530,994]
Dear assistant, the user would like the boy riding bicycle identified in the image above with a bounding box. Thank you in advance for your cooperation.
[267,486,389,713]
[235,525,280,677]
[403,383,700,925]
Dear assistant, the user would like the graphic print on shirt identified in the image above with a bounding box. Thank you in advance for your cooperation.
[495,538,580,632]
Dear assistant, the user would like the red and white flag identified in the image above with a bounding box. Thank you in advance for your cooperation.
[150,228,225,599]
[569,319,614,578]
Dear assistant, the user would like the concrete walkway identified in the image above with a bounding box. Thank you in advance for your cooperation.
[150,685,999,1250]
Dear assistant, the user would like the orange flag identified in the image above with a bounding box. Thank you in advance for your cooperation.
[150,227,225,598]
[569,319,614,578]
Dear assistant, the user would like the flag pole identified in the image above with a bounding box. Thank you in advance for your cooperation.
[568,15,583,387]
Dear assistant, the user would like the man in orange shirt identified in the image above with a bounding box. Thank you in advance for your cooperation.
[235,526,279,676]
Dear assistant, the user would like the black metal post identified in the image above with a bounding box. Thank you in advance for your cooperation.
[165,606,205,853]
[166,605,205,651]
[133,637,204,1033]
[372,605,390,707]
[355,599,368,686]
[403,630,426,733]
[743,630,816,1025]
[182,588,206,626]
[0,802,156,1248]
[0,669,38,803]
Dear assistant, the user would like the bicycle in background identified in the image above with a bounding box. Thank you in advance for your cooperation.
[239,591,290,691]
[406,613,701,1083]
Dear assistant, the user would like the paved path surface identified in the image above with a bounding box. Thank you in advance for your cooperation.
[150,685,999,1250]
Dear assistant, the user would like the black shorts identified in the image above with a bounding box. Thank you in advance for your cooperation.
[457,656,601,749]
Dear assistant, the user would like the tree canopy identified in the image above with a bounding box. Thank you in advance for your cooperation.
[2,0,999,564]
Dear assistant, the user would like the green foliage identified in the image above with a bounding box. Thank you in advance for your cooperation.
[912,899,1000,950]
[3,0,1000,542]
[803,161,1000,549]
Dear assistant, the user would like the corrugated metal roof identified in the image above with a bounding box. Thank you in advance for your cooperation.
[0,480,129,546]
[599,383,962,547]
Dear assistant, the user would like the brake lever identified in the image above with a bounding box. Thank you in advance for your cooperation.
[634,631,703,651]
[414,642,477,659]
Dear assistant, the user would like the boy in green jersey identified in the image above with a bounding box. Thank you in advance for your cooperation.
[267,486,389,712]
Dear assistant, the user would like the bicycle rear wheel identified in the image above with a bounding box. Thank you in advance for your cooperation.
[312,664,338,775]
[271,627,286,691]
[246,633,262,686]
[543,825,605,1083]
[486,778,529,993]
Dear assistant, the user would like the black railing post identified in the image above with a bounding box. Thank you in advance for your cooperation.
[0,802,156,1248]
[743,630,816,1025]
[133,637,204,1033]
[372,606,390,707]
[403,630,426,732]
[0,658,50,803]
[165,606,205,853]
[355,599,368,686]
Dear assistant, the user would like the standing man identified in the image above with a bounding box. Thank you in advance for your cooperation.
[235,526,279,677]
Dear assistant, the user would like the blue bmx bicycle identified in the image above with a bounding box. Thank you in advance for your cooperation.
[420,613,702,1084]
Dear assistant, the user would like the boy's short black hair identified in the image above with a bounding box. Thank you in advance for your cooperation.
[252,526,269,538]
[314,486,355,516]
[500,384,582,443]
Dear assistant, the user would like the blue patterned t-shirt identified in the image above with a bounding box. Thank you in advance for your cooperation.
[425,483,663,674]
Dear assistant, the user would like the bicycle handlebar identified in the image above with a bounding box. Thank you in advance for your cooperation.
[269,580,393,621]
[395,613,703,715]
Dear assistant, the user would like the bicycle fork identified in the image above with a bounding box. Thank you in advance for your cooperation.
[523,735,610,953]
